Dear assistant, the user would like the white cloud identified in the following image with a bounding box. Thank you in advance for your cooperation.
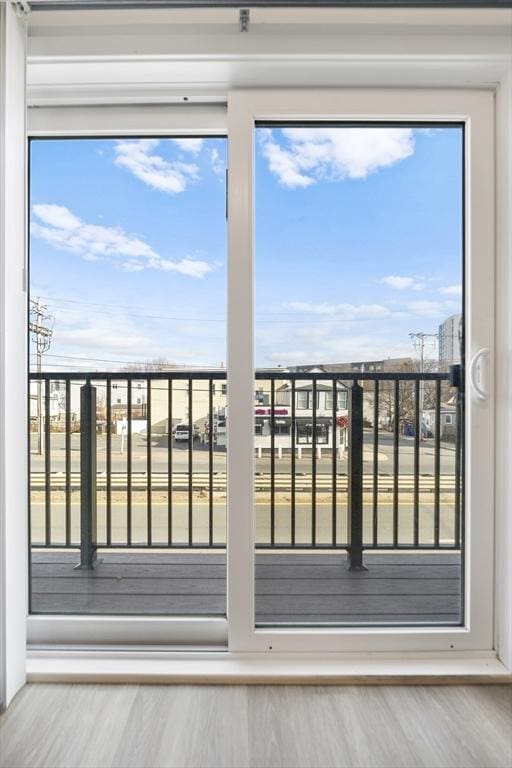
[156,257,212,279]
[33,204,81,230]
[32,203,213,278]
[172,138,204,154]
[381,275,425,291]
[407,300,448,317]
[439,284,462,296]
[210,148,225,178]
[48,304,155,357]
[285,301,391,320]
[57,325,151,353]
[122,261,145,273]
[259,131,313,189]
[264,333,415,369]
[114,139,199,194]
[259,127,415,188]
[40,300,226,369]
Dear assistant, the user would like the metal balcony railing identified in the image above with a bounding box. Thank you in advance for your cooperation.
[29,370,463,569]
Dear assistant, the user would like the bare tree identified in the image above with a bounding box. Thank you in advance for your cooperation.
[368,358,449,431]
[121,357,176,372]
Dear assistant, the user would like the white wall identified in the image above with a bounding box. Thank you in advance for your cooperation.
[0,3,28,709]
[0,4,509,688]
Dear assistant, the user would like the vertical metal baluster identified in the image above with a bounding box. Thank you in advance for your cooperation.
[311,378,317,547]
[347,381,365,570]
[146,379,152,546]
[45,378,51,545]
[393,378,399,547]
[168,379,173,546]
[331,378,337,547]
[127,379,132,546]
[372,380,379,548]
[270,378,275,546]
[209,378,214,547]
[413,378,420,547]
[290,378,296,547]
[434,378,441,547]
[454,387,462,548]
[188,378,193,546]
[106,378,112,546]
[77,381,98,570]
[65,378,71,546]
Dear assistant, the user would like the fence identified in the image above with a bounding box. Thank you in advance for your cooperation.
[29,369,463,568]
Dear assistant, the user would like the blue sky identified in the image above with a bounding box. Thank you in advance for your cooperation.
[30,127,462,371]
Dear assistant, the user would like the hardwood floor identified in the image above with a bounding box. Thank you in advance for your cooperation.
[31,551,462,625]
[1,683,510,768]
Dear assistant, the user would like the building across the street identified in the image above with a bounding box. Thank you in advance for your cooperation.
[291,357,415,374]
[439,313,461,366]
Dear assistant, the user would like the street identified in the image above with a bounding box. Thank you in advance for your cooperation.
[29,428,458,477]
[30,496,459,548]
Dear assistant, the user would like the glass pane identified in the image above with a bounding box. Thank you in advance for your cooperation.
[255,123,463,626]
[29,136,227,617]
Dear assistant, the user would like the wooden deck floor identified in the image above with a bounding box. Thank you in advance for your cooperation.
[31,551,462,625]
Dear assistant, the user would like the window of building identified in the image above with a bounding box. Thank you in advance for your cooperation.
[296,391,309,409]
[296,422,328,444]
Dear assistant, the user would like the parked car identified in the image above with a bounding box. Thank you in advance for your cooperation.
[174,424,190,442]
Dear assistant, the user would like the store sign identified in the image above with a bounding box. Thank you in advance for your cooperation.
[254,407,289,416]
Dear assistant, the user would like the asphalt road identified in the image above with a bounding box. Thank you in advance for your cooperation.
[30,429,458,476]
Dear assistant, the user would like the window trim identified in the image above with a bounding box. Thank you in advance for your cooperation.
[27,105,227,138]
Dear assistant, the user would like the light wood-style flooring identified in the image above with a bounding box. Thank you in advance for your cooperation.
[1,683,510,768]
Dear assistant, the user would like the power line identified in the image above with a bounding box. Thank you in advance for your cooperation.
[39,294,398,324]
[35,352,226,368]
[40,296,227,324]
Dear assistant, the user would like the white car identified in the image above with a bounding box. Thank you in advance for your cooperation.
[174,424,190,442]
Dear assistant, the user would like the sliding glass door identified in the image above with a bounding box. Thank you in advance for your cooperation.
[27,107,230,646]
[227,89,494,653]
[27,92,494,654]
[253,121,464,627]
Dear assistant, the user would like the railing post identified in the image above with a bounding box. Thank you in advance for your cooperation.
[75,382,99,570]
[347,381,367,571]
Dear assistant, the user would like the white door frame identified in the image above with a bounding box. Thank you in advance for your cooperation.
[227,88,495,654]
[0,2,28,709]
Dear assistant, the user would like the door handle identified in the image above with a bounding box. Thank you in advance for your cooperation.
[469,347,489,401]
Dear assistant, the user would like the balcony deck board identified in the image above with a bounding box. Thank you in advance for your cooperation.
[30,551,461,624]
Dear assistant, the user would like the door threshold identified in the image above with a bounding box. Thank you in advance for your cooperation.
[26,649,511,685]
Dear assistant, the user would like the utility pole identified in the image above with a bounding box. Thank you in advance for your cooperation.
[409,331,438,437]
[29,298,53,455]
